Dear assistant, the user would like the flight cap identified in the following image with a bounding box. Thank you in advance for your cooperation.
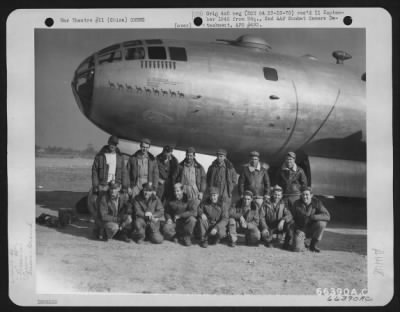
[108,135,119,146]
[163,145,173,153]
[209,187,219,195]
[271,185,283,192]
[141,138,151,145]
[186,147,196,154]
[216,148,227,156]
[300,186,312,193]
[108,181,121,189]
[243,190,253,197]
[287,151,296,159]
[249,151,260,158]
[142,182,154,192]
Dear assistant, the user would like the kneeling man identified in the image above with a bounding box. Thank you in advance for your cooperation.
[291,186,330,252]
[95,181,132,242]
[198,187,228,248]
[131,182,164,244]
[162,183,199,246]
[260,185,293,249]
[228,190,261,247]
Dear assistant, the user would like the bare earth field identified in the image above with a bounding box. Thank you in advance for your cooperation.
[35,157,367,294]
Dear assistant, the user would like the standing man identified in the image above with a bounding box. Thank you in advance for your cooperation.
[228,190,262,247]
[95,181,132,242]
[198,187,228,248]
[127,138,159,198]
[206,148,237,212]
[238,151,271,207]
[276,151,308,205]
[260,185,294,249]
[173,147,206,201]
[162,183,199,246]
[131,183,164,244]
[291,186,330,252]
[89,135,128,220]
[156,145,178,202]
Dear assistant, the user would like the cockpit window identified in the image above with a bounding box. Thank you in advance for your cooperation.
[148,46,167,60]
[123,40,143,47]
[76,56,95,75]
[126,47,145,60]
[98,44,121,55]
[145,39,163,45]
[263,67,278,81]
[98,50,122,64]
[169,47,187,61]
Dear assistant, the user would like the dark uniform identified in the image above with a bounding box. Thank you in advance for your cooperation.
[198,189,229,247]
[229,192,262,246]
[260,197,293,247]
[291,193,330,252]
[95,183,132,241]
[156,146,178,201]
[131,185,164,244]
[276,152,307,205]
[162,193,199,246]
[206,149,237,212]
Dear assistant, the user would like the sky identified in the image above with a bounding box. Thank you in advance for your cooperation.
[35,28,365,155]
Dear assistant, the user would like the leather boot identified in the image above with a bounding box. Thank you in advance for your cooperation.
[310,238,321,253]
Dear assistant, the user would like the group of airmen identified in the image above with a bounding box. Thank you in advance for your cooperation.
[88,135,331,252]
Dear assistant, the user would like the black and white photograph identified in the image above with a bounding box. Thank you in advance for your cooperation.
[7,8,393,306]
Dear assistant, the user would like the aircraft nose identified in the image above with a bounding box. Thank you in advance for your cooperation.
[71,55,95,117]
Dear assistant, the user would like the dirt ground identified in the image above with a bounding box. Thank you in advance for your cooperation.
[35,157,367,295]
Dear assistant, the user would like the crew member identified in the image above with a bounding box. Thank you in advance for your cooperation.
[173,147,206,201]
[156,145,178,202]
[131,182,164,244]
[89,135,128,219]
[198,187,228,248]
[127,138,159,198]
[238,151,271,207]
[206,148,237,212]
[291,186,330,252]
[228,190,262,247]
[162,183,199,246]
[95,181,132,242]
[260,185,293,249]
[276,151,307,205]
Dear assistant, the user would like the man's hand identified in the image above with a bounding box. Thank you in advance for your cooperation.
[210,228,217,236]
[263,194,270,202]
[201,214,207,221]
[159,179,165,185]
[166,219,173,225]
[198,192,203,201]
[145,211,153,221]
[278,219,285,231]
[174,215,180,222]
[128,187,133,196]
[240,216,247,228]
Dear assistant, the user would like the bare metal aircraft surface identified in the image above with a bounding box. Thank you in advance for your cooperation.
[71,35,366,198]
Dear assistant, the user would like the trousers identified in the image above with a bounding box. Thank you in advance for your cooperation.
[198,218,228,241]
[132,218,163,244]
[228,218,260,245]
[162,216,197,240]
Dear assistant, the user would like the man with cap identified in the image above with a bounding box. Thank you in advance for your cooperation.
[276,151,308,205]
[89,135,128,220]
[260,185,294,249]
[290,186,330,252]
[172,147,206,201]
[127,138,159,198]
[162,183,199,246]
[197,187,229,248]
[238,151,271,207]
[228,190,262,247]
[206,148,237,212]
[131,182,164,244]
[156,145,178,202]
[95,181,132,242]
